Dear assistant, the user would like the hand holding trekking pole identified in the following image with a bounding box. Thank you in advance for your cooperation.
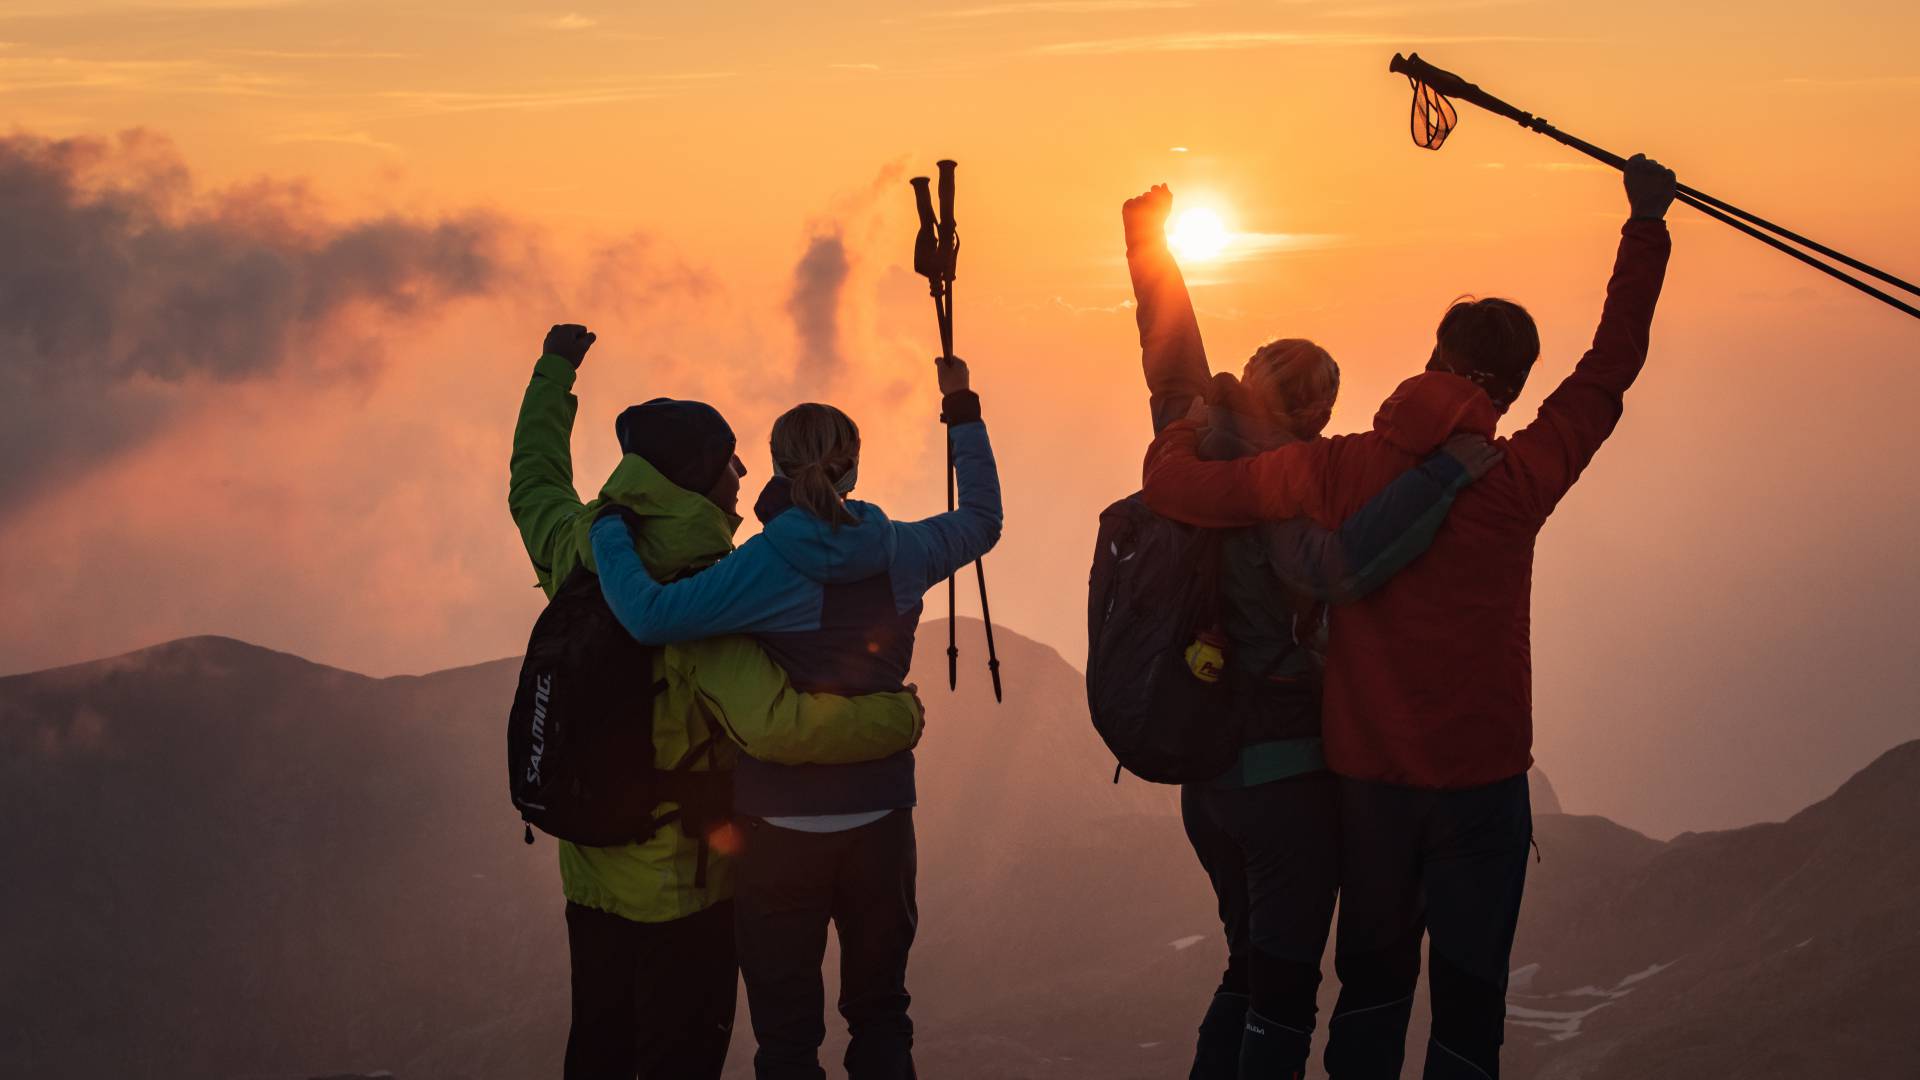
[1625,154,1677,222]
[935,355,971,396]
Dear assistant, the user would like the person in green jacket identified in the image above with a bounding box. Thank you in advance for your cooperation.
[509,323,925,1080]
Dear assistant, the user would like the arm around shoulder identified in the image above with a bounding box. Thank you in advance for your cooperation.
[1141,421,1331,527]
[684,637,925,766]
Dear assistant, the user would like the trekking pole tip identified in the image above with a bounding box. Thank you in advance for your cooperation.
[988,658,1003,703]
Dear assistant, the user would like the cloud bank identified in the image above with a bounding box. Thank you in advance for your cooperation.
[786,231,852,385]
[0,129,507,513]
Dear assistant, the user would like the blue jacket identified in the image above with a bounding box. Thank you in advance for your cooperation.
[593,391,1002,816]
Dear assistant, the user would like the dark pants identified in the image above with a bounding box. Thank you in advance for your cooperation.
[1324,774,1531,1080]
[563,899,737,1080]
[736,810,918,1080]
[1182,772,1341,1079]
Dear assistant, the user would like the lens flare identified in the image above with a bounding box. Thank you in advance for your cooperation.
[1167,206,1230,262]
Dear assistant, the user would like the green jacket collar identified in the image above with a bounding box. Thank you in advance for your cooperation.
[579,454,741,581]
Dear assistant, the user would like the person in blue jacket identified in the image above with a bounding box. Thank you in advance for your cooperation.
[591,354,998,1080]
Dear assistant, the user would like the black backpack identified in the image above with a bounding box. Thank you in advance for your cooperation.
[1086,492,1240,784]
[506,535,731,853]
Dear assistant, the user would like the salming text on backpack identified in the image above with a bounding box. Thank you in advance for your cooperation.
[506,537,730,849]
[1085,492,1240,784]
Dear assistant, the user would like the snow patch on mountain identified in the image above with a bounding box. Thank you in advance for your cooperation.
[1509,960,1675,1042]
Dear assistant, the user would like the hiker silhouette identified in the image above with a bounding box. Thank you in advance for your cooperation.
[1137,156,1676,1078]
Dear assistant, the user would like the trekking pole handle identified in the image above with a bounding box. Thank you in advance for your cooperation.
[911,176,941,286]
[937,159,956,233]
[1390,53,1475,99]
[936,160,958,281]
[911,176,937,231]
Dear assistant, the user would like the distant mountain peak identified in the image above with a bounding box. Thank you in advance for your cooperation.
[2,634,355,686]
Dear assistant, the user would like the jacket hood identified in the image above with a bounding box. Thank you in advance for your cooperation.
[753,477,896,584]
[1371,371,1500,454]
[583,454,741,581]
[1196,372,1296,460]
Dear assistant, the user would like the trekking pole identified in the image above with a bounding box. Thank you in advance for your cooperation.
[1388,53,1920,322]
[911,160,1005,701]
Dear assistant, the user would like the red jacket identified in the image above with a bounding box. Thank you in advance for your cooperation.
[1142,219,1672,789]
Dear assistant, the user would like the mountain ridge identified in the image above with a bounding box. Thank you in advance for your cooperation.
[3,630,1914,1078]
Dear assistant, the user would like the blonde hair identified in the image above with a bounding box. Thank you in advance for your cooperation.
[1243,338,1339,439]
[770,403,861,527]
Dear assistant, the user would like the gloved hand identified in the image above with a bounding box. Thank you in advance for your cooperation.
[1441,433,1505,480]
[1625,154,1677,221]
[543,323,597,369]
[594,501,644,534]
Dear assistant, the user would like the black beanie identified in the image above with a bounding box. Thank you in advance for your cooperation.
[614,398,738,496]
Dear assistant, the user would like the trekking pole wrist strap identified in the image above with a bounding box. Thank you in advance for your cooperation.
[940,390,982,425]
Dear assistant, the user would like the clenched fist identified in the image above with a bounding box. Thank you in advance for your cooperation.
[543,323,596,369]
[1122,183,1173,251]
[1624,154,1677,222]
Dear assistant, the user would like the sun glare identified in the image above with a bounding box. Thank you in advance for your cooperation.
[1167,206,1231,262]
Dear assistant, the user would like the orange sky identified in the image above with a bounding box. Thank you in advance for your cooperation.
[1,0,1917,836]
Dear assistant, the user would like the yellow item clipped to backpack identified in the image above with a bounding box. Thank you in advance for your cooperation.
[1185,630,1228,684]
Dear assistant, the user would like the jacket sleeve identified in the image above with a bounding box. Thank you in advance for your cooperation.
[591,521,810,644]
[897,391,1003,588]
[1504,219,1672,518]
[1257,451,1470,604]
[1141,419,1336,527]
[507,353,587,593]
[683,637,925,767]
[1129,230,1212,434]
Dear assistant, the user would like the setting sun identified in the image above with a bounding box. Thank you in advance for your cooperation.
[1167,205,1231,262]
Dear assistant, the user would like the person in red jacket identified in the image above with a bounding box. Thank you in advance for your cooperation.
[1140,154,1677,1079]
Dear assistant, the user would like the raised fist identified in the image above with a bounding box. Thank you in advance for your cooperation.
[1123,183,1173,250]
[543,323,596,369]
[1624,154,1677,222]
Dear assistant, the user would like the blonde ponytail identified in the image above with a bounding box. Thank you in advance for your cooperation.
[770,403,861,528]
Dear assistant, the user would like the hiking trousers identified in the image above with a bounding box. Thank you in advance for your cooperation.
[736,810,918,1080]
[563,899,737,1080]
[1182,771,1341,1079]
[1323,773,1531,1080]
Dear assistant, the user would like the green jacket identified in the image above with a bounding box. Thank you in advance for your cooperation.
[509,353,923,923]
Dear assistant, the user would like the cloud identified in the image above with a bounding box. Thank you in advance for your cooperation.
[1217,231,1345,261]
[267,131,402,152]
[787,231,852,384]
[779,162,913,392]
[931,0,1194,16]
[547,12,597,30]
[1033,30,1551,55]
[0,54,292,97]
[221,49,414,61]
[1304,0,1525,19]
[1779,73,1920,88]
[0,128,507,514]
[371,85,670,117]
